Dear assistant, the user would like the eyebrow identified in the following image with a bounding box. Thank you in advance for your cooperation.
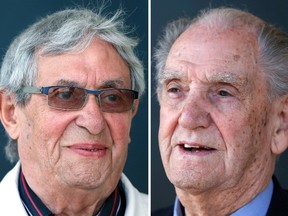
[160,70,248,85]
[56,79,79,86]
[55,79,126,89]
[159,70,184,85]
[208,72,249,88]
[99,79,126,88]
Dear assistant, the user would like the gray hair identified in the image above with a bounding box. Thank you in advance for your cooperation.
[154,7,288,99]
[1,7,145,162]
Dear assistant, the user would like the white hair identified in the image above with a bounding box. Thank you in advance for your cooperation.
[155,7,288,99]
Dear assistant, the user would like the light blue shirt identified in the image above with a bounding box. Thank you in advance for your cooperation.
[173,180,273,216]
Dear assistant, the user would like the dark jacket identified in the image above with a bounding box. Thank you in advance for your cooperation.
[266,176,288,216]
[152,177,288,216]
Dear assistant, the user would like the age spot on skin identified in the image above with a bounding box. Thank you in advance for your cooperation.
[233,54,240,62]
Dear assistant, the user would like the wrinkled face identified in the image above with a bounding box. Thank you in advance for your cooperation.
[16,38,137,191]
[158,26,278,192]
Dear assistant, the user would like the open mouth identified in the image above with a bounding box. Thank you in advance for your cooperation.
[180,144,215,152]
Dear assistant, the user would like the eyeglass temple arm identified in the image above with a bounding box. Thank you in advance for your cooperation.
[22,86,42,94]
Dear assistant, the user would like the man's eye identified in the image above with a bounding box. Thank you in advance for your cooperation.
[167,87,180,93]
[218,90,231,97]
[106,94,120,102]
[56,91,73,100]
[102,94,122,104]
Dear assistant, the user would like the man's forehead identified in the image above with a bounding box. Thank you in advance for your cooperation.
[173,24,259,53]
[164,26,260,83]
[180,23,257,39]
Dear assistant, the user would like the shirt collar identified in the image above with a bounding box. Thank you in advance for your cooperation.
[173,197,184,216]
[18,168,53,216]
[18,168,126,216]
[231,180,273,216]
[173,180,273,216]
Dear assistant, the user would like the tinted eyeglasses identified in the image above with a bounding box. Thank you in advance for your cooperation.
[22,86,138,113]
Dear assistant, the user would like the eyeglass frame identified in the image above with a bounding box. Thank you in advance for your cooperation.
[22,86,139,112]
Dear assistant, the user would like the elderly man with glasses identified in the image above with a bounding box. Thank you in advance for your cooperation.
[0,7,147,216]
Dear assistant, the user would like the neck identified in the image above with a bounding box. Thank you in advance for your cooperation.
[46,189,108,216]
[176,172,272,216]
[22,172,117,216]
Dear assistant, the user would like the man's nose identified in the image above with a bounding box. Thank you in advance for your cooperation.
[75,95,106,135]
[178,92,212,130]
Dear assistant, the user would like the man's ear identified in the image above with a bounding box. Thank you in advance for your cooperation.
[0,91,19,140]
[132,99,139,117]
[271,95,288,155]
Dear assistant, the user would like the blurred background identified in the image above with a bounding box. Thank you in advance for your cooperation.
[0,0,148,194]
[151,0,288,211]
[2,0,288,212]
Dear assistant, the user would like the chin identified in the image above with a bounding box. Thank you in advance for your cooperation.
[167,169,218,192]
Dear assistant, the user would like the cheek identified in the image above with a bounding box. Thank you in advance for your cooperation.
[158,106,178,142]
[220,105,272,166]
[37,113,70,146]
[245,107,273,158]
[16,109,55,163]
[21,108,73,159]
[105,114,132,147]
[21,99,68,142]
[158,106,180,161]
[17,118,33,160]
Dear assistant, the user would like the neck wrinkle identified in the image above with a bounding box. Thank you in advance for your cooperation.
[176,169,273,216]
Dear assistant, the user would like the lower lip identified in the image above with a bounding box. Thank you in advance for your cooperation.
[67,147,107,158]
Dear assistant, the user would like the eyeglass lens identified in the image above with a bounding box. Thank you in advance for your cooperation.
[47,87,136,112]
